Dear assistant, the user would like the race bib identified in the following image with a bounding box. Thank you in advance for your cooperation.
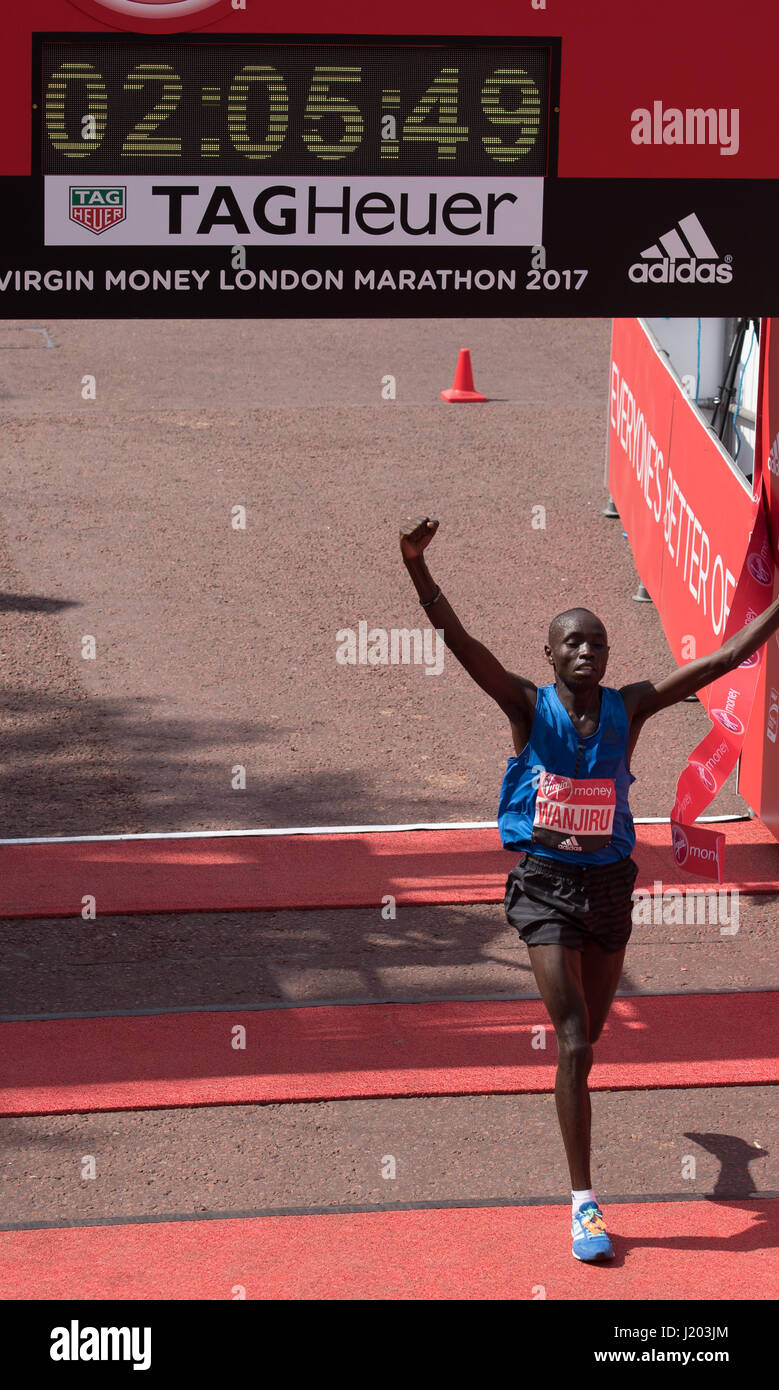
[532,772,617,853]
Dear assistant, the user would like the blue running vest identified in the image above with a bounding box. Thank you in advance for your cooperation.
[497,684,636,865]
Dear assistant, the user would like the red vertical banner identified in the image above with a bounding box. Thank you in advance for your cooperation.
[655,388,755,670]
[607,318,779,875]
[738,320,779,837]
[672,501,775,881]
[607,319,676,601]
[607,319,756,665]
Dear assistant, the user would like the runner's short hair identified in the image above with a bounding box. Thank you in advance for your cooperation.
[547,608,607,648]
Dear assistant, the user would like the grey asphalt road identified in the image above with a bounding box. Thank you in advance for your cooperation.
[0,316,760,839]
[0,317,774,1265]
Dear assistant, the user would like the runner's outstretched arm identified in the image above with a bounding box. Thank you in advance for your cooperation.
[622,590,779,719]
[399,516,534,718]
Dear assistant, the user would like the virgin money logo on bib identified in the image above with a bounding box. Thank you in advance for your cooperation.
[712,708,744,735]
[747,553,773,586]
[539,774,572,801]
[533,776,617,852]
[738,650,761,669]
[672,824,689,864]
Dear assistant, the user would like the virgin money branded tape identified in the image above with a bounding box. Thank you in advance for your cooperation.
[672,495,776,882]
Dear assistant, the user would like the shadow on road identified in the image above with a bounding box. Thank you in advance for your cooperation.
[683,1131,769,1197]
[0,592,81,614]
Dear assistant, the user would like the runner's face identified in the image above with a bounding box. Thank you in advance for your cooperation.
[546,620,609,684]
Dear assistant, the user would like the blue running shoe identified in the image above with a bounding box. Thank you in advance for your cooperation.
[571,1201,614,1262]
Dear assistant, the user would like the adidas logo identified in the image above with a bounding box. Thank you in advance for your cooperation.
[628,212,733,284]
[558,836,583,852]
[601,726,622,743]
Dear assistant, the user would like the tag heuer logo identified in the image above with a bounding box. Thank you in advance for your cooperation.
[70,187,126,235]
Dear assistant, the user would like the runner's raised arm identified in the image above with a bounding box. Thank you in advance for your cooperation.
[400,516,535,720]
[622,589,779,720]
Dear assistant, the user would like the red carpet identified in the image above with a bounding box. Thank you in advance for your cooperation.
[0,821,776,919]
[1,1199,775,1300]
[2,993,776,1117]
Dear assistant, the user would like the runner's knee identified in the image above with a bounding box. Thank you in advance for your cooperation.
[557,1030,593,1072]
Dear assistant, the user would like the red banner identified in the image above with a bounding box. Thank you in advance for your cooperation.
[608,318,779,877]
[2,1,778,178]
[608,322,677,598]
[672,499,775,881]
[608,319,755,657]
[738,319,779,830]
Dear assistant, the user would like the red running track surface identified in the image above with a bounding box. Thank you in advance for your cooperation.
[1,1199,776,1301]
[3,993,777,1117]
[0,822,776,919]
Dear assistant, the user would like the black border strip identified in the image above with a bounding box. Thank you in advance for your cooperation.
[1,1189,776,1234]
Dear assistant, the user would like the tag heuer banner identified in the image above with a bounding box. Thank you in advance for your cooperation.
[0,1,778,316]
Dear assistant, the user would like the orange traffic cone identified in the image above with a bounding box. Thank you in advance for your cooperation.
[441,348,487,403]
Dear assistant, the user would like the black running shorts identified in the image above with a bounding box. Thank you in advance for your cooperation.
[504,850,639,953]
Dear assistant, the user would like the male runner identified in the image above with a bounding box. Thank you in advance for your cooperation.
[400,515,779,1262]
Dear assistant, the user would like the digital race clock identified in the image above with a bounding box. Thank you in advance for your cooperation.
[38,35,558,178]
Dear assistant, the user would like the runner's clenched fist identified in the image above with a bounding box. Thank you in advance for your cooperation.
[399,517,439,562]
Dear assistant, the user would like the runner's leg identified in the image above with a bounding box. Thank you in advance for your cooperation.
[581,944,626,1043]
[527,943,593,1190]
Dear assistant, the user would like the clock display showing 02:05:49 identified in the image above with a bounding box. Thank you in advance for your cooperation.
[40,41,553,177]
